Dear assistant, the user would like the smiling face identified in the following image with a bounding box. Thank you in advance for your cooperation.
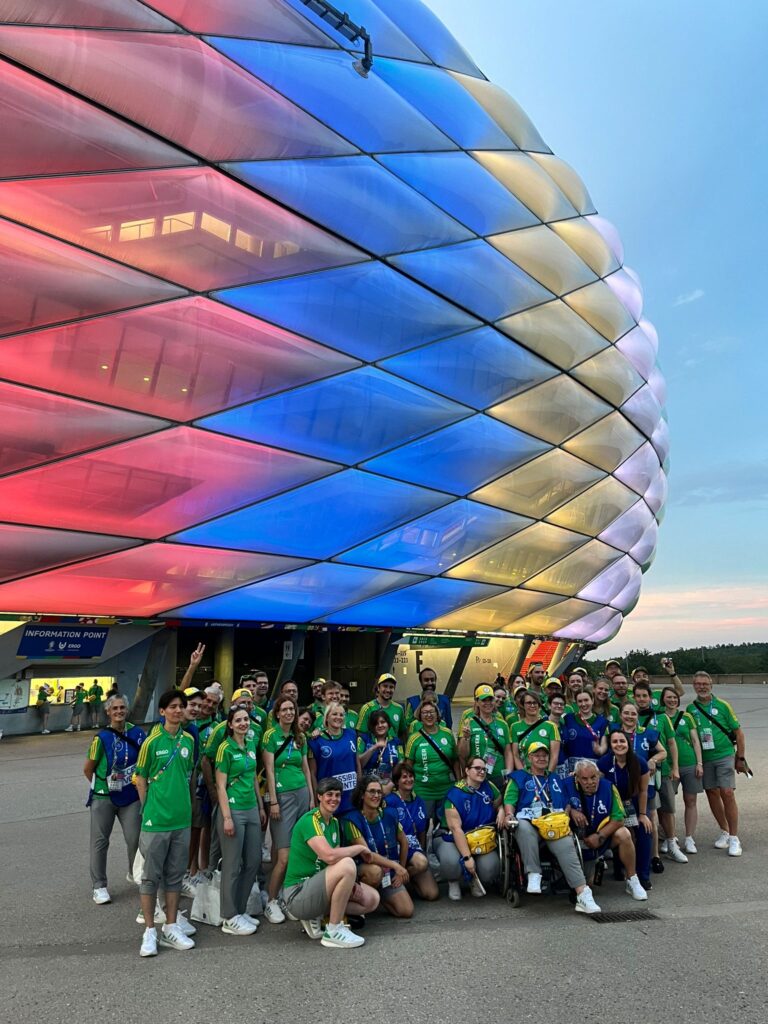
[619,703,638,731]
[326,705,345,732]
[610,731,629,757]
[594,680,610,702]
[419,669,437,693]
[549,696,565,717]
[297,710,312,732]
[420,702,438,727]
[231,709,250,736]
[522,695,540,718]
[397,767,415,794]
[528,747,550,773]
[318,788,342,816]
[633,687,651,710]
[612,675,629,696]
[529,666,545,687]
[276,698,296,727]
[185,695,203,721]
[107,700,127,726]
[378,679,395,702]
[693,673,713,700]
[362,779,384,812]
[567,675,583,697]
[576,692,594,716]
[371,713,390,738]
[662,689,680,712]
[281,682,299,703]
[254,675,269,699]
[162,697,185,727]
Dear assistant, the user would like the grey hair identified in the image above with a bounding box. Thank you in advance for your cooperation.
[573,759,598,776]
[105,694,127,711]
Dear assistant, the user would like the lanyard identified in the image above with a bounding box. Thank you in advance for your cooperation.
[578,714,598,739]
[531,774,551,807]
[396,795,419,835]
[362,813,392,858]
[373,740,394,769]
[149,729,184,784]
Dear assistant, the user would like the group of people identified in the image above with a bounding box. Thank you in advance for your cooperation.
[82,650,748,955]
[35,678,111,734]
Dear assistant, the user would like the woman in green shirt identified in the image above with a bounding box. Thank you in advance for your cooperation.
[405,699,459,824]
[661,687,704,855]
[261,695,313,924]
[215,706,266,937]
[510,692,559,771]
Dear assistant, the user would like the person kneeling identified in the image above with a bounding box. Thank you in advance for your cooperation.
[503,742,601,915]
[282,777,379,948]
[344,775,414,919]
[564,760,647,901]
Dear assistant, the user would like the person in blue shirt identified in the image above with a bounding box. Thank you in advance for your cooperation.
[386,760,438,900]
[503,743,601,914]
[561,690,608,774]
[597,730,653,889]
[563,759,647,901]
[344,775,413,919]
[307,702,360,815]
[358,711,403,794]
[405,666,452,729]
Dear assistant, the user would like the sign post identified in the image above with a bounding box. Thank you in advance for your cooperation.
[17,625,109,659]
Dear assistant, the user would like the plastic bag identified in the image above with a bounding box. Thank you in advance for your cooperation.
[190,869,222,927]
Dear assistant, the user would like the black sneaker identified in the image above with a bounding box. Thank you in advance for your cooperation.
[639,877,652,891]
[651,856,665,874]
[347,914,366,929]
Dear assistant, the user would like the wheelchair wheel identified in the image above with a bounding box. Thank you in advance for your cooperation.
[499,827,511,895]
[506,887,521,907]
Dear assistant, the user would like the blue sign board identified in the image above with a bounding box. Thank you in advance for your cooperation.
[17,626,109,659]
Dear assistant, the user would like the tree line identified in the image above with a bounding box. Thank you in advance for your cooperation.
[585,641,768,676]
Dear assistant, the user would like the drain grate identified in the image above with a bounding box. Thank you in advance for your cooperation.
[589,910,659,923]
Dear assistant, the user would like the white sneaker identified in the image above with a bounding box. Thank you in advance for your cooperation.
[683,836,698,854]
[264,899,285,924]
[321,923,365,948]
[261,843,271,862]
[666,839,688,864]
[728,836,743,857]
[176,910,196,937]
[658,839,668,854]
[180,873,196,898]
[625,875,649,901]
[92,887,111,905]
[301,918,323,940]
[135,900,166,926]
[469,875,486,898]
[527,872,543,894]
[575,886,601,914]
[447,881,462,901]
[139,928,158,957]
[65,725,74,732]
[41,729,51,735]
[222,915,257,936]
[126,872,137,886]
[714,830,730,849]
[241,912,259,928]
[158,923,195,950]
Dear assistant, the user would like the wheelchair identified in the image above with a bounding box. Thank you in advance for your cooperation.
[499,821,592,908]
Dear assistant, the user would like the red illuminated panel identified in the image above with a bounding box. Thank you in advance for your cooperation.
[0,426,336,538]
[0,543,310,616]
[0,0,178,29]
[0,523,138,584]
[147,0,336,45]
[0,28,357,161]
[0,62,194,179]
[0,167,366,291]
[0,218,184,337]
[0,297,360,419]
[0,382,165,475]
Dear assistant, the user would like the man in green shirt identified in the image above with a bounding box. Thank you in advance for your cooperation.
[458,684,513,790]
[65,683,86,732]
[87,680,104,729]
[282,777,379,948]
[687,671,747,857]
[134,690,196,957]
[356,674,405,740]
[35,683,52,735]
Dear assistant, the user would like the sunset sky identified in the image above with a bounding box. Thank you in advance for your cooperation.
[429,0,767,654]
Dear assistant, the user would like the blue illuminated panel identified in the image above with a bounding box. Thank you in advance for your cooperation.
[321,577,506,625]
[379,152,539,236]
[174,469,449,559]
[362,415,550,493]
[374,59,515,149]
[170,562,421,621]
[390,240,554,322]
[337,499,531,574]
[379,326,557,409]
[207,38,456,153]
[215,262,480,362]
[225,156,472,255]
[198,366,471,464]
[373,0,482,77]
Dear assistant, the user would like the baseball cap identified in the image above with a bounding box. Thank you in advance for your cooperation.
[474,684,495,700]
[605,659,622,670]
[231,688,252,702]
[377,673,397,685]
[183,687,205,699]
[544,677,563,689]
[527,741,549,754]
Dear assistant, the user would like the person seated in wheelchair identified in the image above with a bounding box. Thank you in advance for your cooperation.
[562,760,648,902]
[503,742,601,915]
[436,757,505,902]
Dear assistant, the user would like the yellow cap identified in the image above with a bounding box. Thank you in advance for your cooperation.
[231,688,252,702]
[377,673,397,685]
[527,741,549,754]
[183,687,204,698]
[545,677,563,688]
[474,684,495,700]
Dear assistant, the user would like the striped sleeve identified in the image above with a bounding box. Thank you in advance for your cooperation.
[609,785,624,821]
[405,733,419,758]
[215,742,229,769]
[87,736,102,761]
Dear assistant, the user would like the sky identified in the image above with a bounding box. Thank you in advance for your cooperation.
[427,0,768,654]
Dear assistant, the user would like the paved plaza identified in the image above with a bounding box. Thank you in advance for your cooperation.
[2,685,767,1024]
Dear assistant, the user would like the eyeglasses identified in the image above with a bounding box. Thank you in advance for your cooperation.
[366,789,383,797]
[468,764,487,773]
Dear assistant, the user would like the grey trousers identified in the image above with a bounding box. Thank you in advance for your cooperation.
[435,837,500,886]
[89,797,141,888]
[515,819,585,889]
[217,806,263,920]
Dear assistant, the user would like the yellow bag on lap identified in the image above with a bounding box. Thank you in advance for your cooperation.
[531,812,571,841]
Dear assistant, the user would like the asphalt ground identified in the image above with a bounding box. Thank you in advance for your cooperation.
[2,685,767,1024]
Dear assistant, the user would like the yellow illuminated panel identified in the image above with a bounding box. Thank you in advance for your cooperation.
[571,346,644,406]
[447,521,587,587]
[563,412,644,472]
[489,376,611,445]
[550,218,619,277]
[471,449,605,518]
[497,299,608,370]
[529,154,596,216]
[472,151,577,223]
[488,225,596,296]
[522,540,623,597]
[564,280,637,342]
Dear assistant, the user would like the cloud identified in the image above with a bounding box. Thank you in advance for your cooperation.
[596,582,768,656]
[673,288,705,307]
[670,458,768,506]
